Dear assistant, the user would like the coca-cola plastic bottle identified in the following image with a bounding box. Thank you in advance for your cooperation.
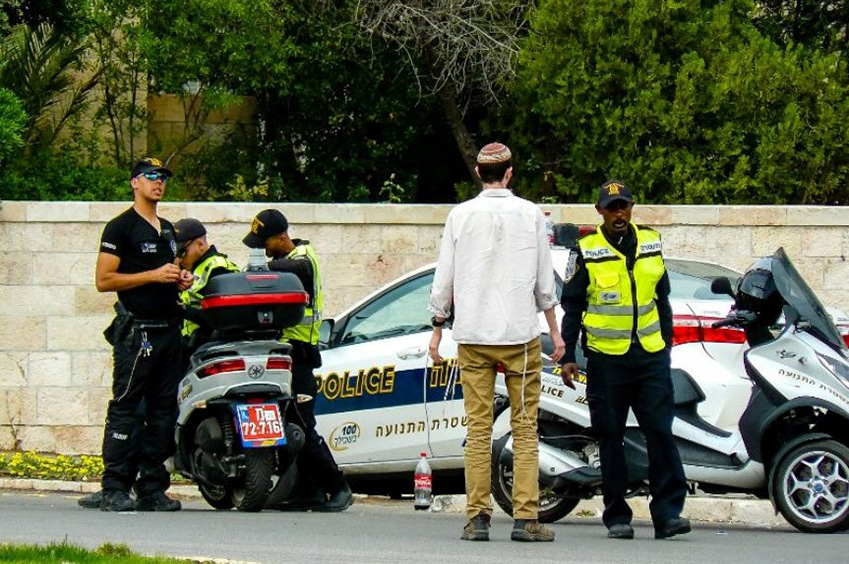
[414,451,432,510]
[544,211,555,247]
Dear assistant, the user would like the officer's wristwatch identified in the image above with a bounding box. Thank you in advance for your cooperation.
[431,316,446,328]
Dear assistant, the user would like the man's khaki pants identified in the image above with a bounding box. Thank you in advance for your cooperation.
[458,337,541,520]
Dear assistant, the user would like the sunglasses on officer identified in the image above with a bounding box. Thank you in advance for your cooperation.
[139,171,169,182]
[176,239,196,259]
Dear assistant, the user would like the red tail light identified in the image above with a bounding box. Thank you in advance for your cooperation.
[266,357,292,371]
[197,358,245,378]
[577,225,596,237]
[671,315,702,345]
[672,315,747,346]
[835,323,849,347]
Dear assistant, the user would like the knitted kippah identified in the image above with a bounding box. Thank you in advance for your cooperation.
[476,142,512,164]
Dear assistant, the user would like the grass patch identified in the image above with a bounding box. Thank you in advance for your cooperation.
[0,542,199,563]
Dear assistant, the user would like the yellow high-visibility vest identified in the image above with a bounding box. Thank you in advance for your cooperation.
[281,243,323,345]
[578,224,666,355]
[180,253,239,337]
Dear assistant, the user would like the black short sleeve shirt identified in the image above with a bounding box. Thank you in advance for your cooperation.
[99,207,181,319]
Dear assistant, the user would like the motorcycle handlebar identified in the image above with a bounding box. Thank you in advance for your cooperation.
[712,310,757,329]
[712,317,740,329]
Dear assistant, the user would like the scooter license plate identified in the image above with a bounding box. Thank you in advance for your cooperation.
[235,403,287,448]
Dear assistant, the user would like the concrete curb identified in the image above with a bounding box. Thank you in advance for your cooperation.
[0,478,789,528]
[429,494,788,528]
[0,478,205,499]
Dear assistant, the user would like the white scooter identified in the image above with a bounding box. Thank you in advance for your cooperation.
[492,248,849,533]
[173,267,310,512]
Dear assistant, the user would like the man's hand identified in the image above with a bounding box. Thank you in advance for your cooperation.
[150,263,182,283]
[428,328,443,364]
[177,269,194,291]
[549,331,566,365]
[560,362,579,390]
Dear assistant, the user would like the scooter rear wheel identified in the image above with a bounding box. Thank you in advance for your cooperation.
[772,438,849,533]
[231,449,275,512]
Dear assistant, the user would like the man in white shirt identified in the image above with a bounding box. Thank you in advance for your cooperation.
[429,142,565,542]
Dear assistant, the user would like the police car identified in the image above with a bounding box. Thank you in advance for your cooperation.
[314,242,849,496]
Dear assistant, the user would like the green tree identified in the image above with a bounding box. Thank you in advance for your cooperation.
[754,1,849,55]
[0,87,27,167]
[355,0,530,184]
[0,0,80,33]
[145,0,447,202]
[0,21,99,151]
[0,19,128,200]
[502,0,849,204]
[84,0,151,169]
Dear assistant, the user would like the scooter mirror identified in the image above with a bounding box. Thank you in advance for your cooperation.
[318,318,334,349]
[711,276,735,298]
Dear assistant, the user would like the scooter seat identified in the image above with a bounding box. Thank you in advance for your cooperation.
[671,369,706,406]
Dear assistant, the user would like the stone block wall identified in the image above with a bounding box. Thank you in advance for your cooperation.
[1,201,848,454]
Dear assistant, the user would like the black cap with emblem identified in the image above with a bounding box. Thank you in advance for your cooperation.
[130,157,173,180]
[243,209,289,249]
[597,180,633,209]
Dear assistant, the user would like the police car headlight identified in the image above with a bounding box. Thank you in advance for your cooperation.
[817,352,849,391]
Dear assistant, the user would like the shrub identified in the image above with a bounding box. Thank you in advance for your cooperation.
[0,451,104,481]
[1,150,130,200]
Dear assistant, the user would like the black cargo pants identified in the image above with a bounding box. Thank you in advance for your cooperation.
[101,321,182,496]
[585,344,687,528]
[286,340,345,495]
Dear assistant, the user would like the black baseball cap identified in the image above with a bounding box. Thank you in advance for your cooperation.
[173,218,207,255]
[243,209,289,249]
[130,157,173,181]
[597,180,633,209]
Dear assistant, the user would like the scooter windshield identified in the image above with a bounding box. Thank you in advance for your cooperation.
[772,248,846,351]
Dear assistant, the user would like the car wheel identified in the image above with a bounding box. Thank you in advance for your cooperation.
[772,438,849,533]
[490,433,580,523]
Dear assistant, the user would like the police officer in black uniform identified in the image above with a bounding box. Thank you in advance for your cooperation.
[243,209,352,512]
[559,181,690,540]
[94,157,193,512]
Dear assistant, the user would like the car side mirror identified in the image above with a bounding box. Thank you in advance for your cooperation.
[711,277,735,298]
[553,223,580,248]
[318,319,335,349]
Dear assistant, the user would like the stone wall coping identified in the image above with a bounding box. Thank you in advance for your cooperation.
[2,200,849,226]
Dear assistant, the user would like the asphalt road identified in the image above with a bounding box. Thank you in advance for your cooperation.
[0,490,846,564]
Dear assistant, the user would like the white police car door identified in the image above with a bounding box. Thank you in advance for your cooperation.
[314,271,436,468]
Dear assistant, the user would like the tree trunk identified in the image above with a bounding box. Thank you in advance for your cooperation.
[435,81,481,188]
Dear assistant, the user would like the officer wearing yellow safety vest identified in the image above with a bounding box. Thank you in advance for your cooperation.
[243,209,352,512]
[172,218,240,360]
[559,181,690,541]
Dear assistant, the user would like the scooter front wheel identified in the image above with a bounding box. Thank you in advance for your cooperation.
[491,434,580,523]
[772,438,849,533]
[231,449,275,512]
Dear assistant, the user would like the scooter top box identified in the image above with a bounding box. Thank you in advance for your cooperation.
[201,271,309,332]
